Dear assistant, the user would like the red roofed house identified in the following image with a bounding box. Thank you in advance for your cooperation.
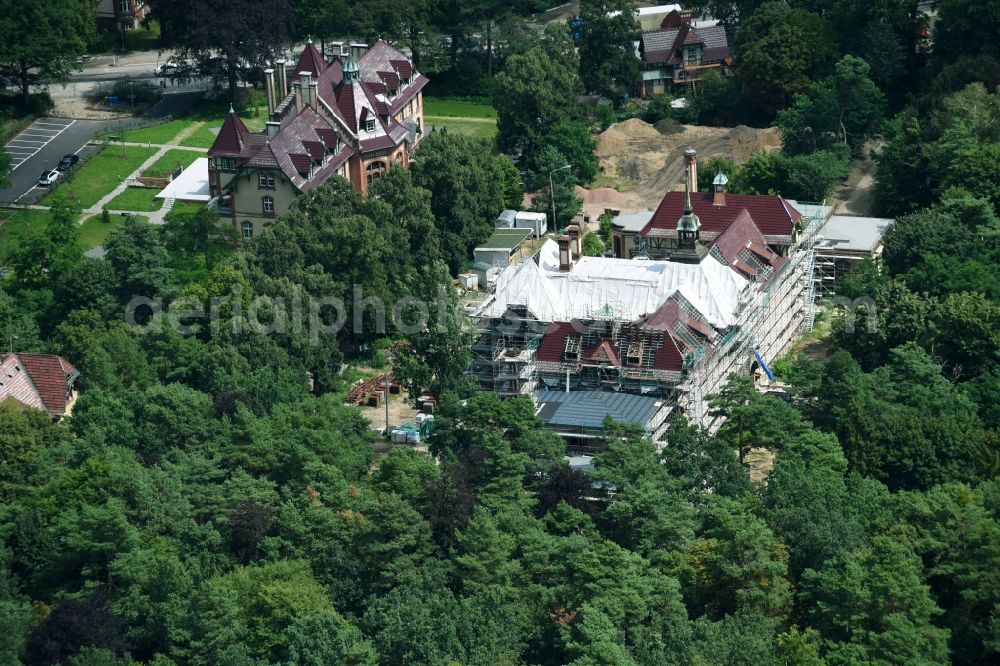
[621,147,804,261]
[471,145,827,438]
[0,353,80,421]
[639,9,732,96]
[209,39,427,240]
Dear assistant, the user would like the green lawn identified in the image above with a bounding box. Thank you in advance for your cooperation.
[0,208,51,262]
[424,118,497,139]
[178,95,267,148]
[120,119,195,145]
[144,149,201,178]
[43,146,158,209]
[106,187,163,213]
[179,124,220,149]
[423,98,496,119]
[164,202,206,222]
[79,213,136,250]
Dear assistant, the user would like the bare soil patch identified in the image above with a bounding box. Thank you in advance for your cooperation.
[595,118,782,209]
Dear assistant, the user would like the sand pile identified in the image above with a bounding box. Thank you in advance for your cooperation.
[595,119,782,208]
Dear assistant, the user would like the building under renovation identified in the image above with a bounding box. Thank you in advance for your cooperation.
[470,149,827,445]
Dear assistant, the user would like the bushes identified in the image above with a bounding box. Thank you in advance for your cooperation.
[737,148,851,201]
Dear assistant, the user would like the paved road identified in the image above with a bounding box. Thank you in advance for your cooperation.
[0,90,203,205]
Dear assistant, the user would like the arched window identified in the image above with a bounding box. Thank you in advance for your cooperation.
[241,222,253,240]
[366,161,386,185]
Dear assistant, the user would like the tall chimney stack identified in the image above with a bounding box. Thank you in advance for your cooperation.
[264,68,276,116]
[557,236,574,272]
[684,147,698,193]
[566,224,581,259]
[276,59,288,98]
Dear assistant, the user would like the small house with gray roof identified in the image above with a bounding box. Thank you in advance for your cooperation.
[639,9,732,95]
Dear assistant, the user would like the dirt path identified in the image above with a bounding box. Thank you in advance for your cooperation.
[832,140,881,216]
[169,121,205,145]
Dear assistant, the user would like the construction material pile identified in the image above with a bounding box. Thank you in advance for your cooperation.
[346,373,401,407]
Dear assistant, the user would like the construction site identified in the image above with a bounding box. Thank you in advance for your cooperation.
[470,150,829,446]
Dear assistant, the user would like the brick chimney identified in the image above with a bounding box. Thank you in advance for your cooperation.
[566,224,581,259]
[266,121,281,140]
[684,147,697,193]
[557,236,574,272]
[712,171,729,206]
[680,9,692,26]
[264,68,276,116]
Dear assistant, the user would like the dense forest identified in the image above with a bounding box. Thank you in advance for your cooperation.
[2,0,1000,664]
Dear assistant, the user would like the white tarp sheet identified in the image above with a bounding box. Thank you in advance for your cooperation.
[155,157,210,202]
[481,239,747,328]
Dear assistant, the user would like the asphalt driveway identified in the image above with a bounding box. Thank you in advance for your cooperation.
[0,89,203,205]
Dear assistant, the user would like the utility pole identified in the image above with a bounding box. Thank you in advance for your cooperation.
[549,164,572,231]
[384,373,391,439]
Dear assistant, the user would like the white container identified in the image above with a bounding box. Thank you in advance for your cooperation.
[514,211,548,237]
[458,273,478,291]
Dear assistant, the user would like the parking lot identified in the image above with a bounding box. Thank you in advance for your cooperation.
[5,119,77,171]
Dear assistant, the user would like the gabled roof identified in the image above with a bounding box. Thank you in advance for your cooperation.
[584,340,620,366]
[642,190,801,240]
[641,23,730,65]
[208,110,255,157]
[289,42,327,83]
[0,353,78,417]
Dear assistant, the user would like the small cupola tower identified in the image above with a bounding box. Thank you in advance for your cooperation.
[343,52,361,85]
[712,170,728,206]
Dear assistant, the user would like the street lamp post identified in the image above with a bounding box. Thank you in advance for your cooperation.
[549,164,572,232]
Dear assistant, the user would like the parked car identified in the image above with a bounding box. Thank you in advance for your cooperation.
[154,60,179,76]
[57,154,79,171]
[37,170,60,187]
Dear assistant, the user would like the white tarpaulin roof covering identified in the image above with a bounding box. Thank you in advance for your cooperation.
[481,239,747,328]
[155,157,210,202]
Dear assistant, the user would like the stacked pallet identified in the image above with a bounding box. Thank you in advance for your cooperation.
[346,373,401,407]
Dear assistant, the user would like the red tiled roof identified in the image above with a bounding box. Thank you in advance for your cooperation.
[642,190,801,239]
[302,140,325,161]
[208,112,254,157]
[537,322,581,362]
[583,340,620,366]
[711,208,773,265]
[332,80,358,132]
[378,70,400,91]
[653,336,684,372]
[290,42,327,83]
[316,128,339,148]
[246,142,280,168]
[16,353,78,416]
[289,153,312,174]
[639,299,681,332]
[360,135,397,151]
[390,59,413,79]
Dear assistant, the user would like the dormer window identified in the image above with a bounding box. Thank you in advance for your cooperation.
[365,118,376,132]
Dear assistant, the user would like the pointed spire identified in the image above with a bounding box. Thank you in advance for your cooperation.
[684,171,693,214]
[677,164,701,234]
